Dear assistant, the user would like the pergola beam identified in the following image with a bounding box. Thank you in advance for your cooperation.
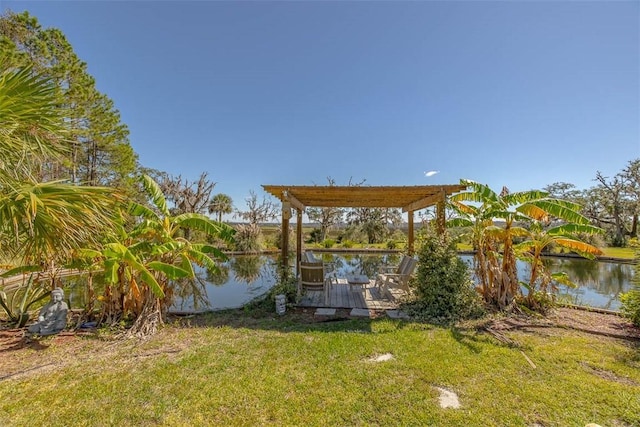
[283,191,306,211]
[263,184,467,273]
[402,189,446,212]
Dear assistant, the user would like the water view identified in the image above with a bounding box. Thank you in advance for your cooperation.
[165,252,635,313]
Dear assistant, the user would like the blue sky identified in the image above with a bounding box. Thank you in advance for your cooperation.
[4,1,639,216]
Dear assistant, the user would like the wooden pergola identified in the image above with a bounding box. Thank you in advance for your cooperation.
[262,184,467,271]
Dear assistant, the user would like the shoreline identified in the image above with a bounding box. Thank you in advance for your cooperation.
[224,248,635,264]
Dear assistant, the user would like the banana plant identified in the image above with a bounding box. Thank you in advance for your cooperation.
[448,179,603,310]
[514,221,603,308]
[87,175,235,332]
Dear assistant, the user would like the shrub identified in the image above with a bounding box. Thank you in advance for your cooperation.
[340,225,366,244]
[407,226,484,323]
[341,239,355,248]
[620,243,640,326]
[322,239,335,248]
[308,228,323,244]
[273,225,296,251]
[620,289,640,326]
[246,259,298,313]
[234,223,263,253]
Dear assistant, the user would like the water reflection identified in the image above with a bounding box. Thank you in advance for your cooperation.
[170,255,277,313]
[61,253,635,313]
[231,255,265,283]
[460,255,634,311]
[205,264,230,286]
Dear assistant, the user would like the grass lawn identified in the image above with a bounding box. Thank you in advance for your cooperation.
[1,311,639,426]
[600,246,636,260]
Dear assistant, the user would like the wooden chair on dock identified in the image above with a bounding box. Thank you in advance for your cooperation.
[378,255,411,276]
[299,261,335,305]
[375,257,417,299]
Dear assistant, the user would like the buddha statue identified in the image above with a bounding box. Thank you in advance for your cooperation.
[27,287,68,336]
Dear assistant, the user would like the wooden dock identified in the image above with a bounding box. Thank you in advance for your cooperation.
[297,278,400,310]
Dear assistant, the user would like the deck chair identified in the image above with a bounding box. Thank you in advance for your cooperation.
[304,251,336,278]
[376,257,417,296]
[378,255,411,275]
[299,261,333,305]
[304,251,320,263]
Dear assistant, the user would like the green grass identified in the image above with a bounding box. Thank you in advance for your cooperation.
[600,246,636,260]
[1,313,639,426]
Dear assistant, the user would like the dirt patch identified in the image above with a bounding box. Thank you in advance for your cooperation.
[579,361,640,387]
[548,307,640,341]
[484,307,640,342]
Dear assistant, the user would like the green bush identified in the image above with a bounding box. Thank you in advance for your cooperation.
[233,223,263,253]
[341,239,355,248]
[620,289,640,327]
[340,225,366,244]
[407,226,484,324]
[308,228,323,244]
[322,239,335,248]
[272,226,296,251]
[620,243,640,326]
[245,259,297,313]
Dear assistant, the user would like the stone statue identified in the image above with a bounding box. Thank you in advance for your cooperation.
[27,287,68,336]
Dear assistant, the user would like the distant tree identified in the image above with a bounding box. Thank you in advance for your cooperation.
[544,160,640,246]
[306,177,344,241]
[621,159,640,238]
[586,161,640,246]
[543,182,584,203]
[236,190,278,225]
[345,207,402,244]
[208,193,234,222]
[0,11,138,190]
[158,172,215,215]
[155,172,216,240]
[233,191,278,252]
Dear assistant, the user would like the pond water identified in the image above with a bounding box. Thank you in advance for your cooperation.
[166,252,635,313]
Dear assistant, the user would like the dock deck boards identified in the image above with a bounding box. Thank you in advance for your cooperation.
[297,278,400,310]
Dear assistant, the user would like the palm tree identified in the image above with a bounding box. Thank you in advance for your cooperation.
[0,62,118,267]
[448,179,603,310]
[208,193,233,223]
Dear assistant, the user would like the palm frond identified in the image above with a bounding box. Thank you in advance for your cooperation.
[523,200,591,225]
[554,238,602,258]
[174,213,236,241]
[547,224,603,236]
[141,175,169,217]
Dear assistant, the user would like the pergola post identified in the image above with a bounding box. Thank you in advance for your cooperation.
[296,209,302,276]
[407,210,414,255]
[436,191,446,234]
[262,184,467,274]
[281,201,290,270]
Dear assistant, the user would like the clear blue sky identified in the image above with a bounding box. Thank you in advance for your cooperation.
[4,1,639,216]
